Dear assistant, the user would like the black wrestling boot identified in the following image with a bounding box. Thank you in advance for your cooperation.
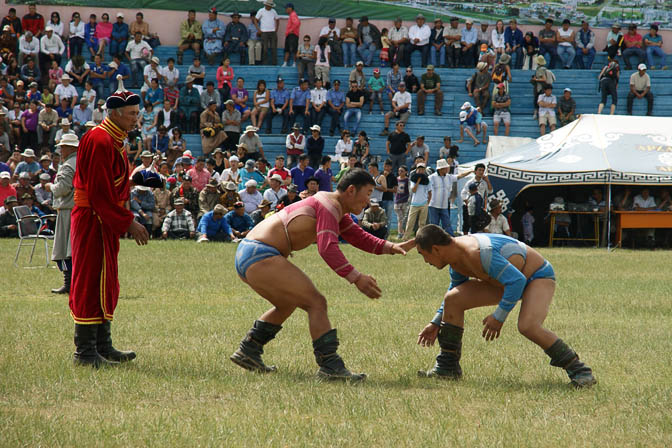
[312,329,366,382]
[97,321,136,363]
[230,320,282,373]
[418,323,464,379]
[73,324,119,368]
[51,269,71,294]
[545,339,597,388]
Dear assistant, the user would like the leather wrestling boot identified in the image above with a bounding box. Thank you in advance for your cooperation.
[51,270,71,294]
[313,329,366,382]
[73,324,120,368]
[545,339,597,388]
[97,321,136,363]
[418,323,463,379]
[230,320,282,373]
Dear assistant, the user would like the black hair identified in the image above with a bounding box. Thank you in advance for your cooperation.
[448,145,459,158]
[336,168,375,192]
[51,12,60,23]
[368,162,379,170]
[321,155,332,165]
[475,163,486,170]
[136,12,144,18]
[415,224,453,251]
[545,18,554,24]
[206,158,216,165]
[188,9,196,14]
[196,156,206,163]
[299,154,309,161]
[206,81,214,87]
[167,57,175,63]
[384,159,392,166]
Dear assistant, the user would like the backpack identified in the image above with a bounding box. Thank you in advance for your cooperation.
[492,64,506,84]
[603,62,618,80]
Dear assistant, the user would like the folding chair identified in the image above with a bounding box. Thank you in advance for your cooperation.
[13,205,57,268]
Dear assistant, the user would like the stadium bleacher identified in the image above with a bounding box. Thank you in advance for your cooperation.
[104,46,672,165]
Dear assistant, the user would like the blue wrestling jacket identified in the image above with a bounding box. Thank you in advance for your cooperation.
[432,233,531,325]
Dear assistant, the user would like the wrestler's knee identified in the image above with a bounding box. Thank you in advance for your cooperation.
[299,292,327,314]
[517,317,541,339]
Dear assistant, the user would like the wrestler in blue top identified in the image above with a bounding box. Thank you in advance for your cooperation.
[412,224,596,388]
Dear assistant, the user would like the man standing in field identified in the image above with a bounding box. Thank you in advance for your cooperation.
[69,76,149,367]
[231,168,414,381]
[413,224,596,387]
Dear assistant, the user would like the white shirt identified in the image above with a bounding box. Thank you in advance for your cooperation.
[263,187,287,208]
[392,91,412,108]
[19,36,39,55]
[143,65,162,87]
[239,189,262,213]
[285,133,305,150]
[491,29,505,49]
[221,168,241,184]
[255,8,279,32]
[65,60,90,73]
[47,21,64,38]
[82,88,96,109]
[633,194,656,209]
[408,24,431,46]
[40,33,65,55]
[310,87,327,106]
[486,213,510,234]
[537,94,556,117]
[126,39,152,60]
[428,172,457,209]
[55,83,78,100]
[69,21,85,39]
[460,174,493,202]
[163,66,180,86]
[334,139,352,158]
[320,25,340,38]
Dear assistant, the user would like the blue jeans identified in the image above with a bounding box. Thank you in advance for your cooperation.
[430,44,445,67]
[343,107,362,134]
[508,47,523,69]
[557,45,576,68]
[342,42,356,66]
[622,47,645,68]
[130,58,147,88]
[428,206,453,235]
[357,42,376,66]
[646,46,667,68]
[110,39,127,58]
[576,47,595,69]
[539,44,558,68]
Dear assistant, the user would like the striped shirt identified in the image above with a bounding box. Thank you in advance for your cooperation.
[162,209,195,233]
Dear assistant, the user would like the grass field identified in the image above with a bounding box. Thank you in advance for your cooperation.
[1,239,671,446]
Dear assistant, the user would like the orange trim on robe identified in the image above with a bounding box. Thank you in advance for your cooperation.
[69,118,135,323]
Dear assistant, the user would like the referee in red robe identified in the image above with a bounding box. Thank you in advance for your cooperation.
[69,76,150,367]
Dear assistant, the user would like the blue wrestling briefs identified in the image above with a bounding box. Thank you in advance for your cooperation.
[527,260,556,286]
[235,238,282,279]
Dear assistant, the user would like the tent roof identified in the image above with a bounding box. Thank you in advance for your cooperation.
[487,114,672,185]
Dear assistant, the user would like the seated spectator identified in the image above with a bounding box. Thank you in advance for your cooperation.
[219,181,242,210]
[72,99,92,136]
[54,74,78,108]
[296,35,315,84]
[200,81,221,111]
[644,24,666,70]
[239,179,262,213]
[250,199,272,226]
[334,129,353,161]
[54,118,74,144]
[306,125,325,170]
[299,176,319,199]
[37,154,55,181]
[177,9,202,65]
[289,78,311,134]
[267,155,291,186]
[225,201,254,239]
[197,204,233,242]
[230,77,251,123]
[37,102,59,148]
[95,13,113,57]
[285,123,305,169]
[170,174,199,218]
[310,78,328,129]
[111,13,130,59]
[0,195,19,237]
[380,81,411,136]
[360,198,388,239]
[223,12,248,65]
[0,171,17,205]
[417,65,443,116]
[239,158,267,191]
[468,62,490,112]
[84,14,99,61]
[428,18,444,68]
[557,87,576,127]
[492,83,511,136]
[403,65,419,93]
[575,21,596,69]
[356,16,380,67]
[407,14,430,67]
[154,99,177,136]
[238,126,265,161]
[367,68,385,114]
[266,76,290,134]
[263,174,287,208]
[221,156,242,187]
[187,156,211,192]
[161,197,195,238]
[198,178,220,219]
[342,79,365,135]
[125,31,152,89]
[485,199,511,236]
[2,7,22,39]
[202,7,225,66]
[537,84,557,136]
[20,57,40,86]
[460,19,478,68]
[326,79,345,137]
[314,36,331,85]
[622,24,645,70]
[200,101,227,157]
[130,185,154,233]
[141,58,164,103]
[150,125,169,155]
[250,80,270,131]
[277,183,300,208]
[556,19,576,69]
[522,32,539,70]
[633,188,656,211]
[68,13,86,57]
[21,102,40,152]
[39,26,64,76]
[290,154,315,193]
[64,55,89,89]
[385,62,402,103]
[627,64,653,117]
[598,59,619,115]
[19,31,40,65]
[352,130,370,165]
[81,81,97,110]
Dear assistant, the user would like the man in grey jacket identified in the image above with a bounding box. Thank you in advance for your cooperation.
[46,133,78,294]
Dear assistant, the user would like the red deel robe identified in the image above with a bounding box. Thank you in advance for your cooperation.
[69,118,134,324]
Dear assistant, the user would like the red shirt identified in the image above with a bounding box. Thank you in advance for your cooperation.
[285,11,300,37]
[0,183,16,205]
[21,13,44,37]
[623,32,642,48]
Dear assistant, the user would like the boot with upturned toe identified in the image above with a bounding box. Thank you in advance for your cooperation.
[313,329,366,382]
[230,320,282,373]
[73,324,120,368]
[545,338,596,388]
[97,321,136,363]
[418,323,463,380]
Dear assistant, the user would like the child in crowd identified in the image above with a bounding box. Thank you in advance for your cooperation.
[367,68,385,114]
[467,182,489,234]
[380,28,390,67]
[48,60,63,92]
[478,43,496,69]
